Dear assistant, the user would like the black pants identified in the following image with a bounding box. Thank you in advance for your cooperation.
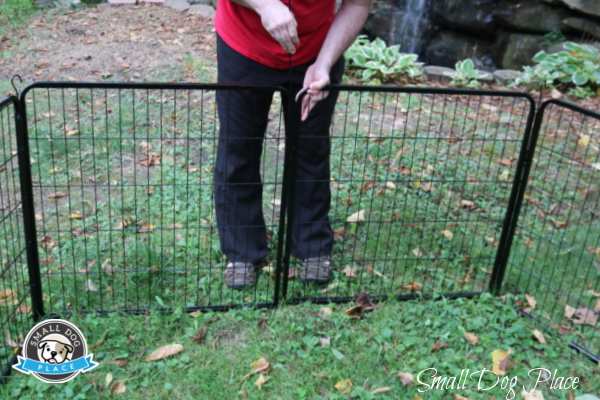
[215,35,344,264]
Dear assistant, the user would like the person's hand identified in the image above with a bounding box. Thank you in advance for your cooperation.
[299,62,331,121]
[257,1,299,55]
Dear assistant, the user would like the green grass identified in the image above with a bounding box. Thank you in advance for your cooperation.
[1,294,598,399]
[0,0,36,37]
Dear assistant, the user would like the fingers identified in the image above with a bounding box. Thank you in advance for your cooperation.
[300,91,330,121]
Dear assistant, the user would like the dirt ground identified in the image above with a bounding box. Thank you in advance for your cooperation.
[0,4,217,94]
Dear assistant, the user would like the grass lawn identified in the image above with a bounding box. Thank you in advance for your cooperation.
[1,294,599,399]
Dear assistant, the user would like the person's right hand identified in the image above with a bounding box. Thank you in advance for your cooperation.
[257,1,299,55]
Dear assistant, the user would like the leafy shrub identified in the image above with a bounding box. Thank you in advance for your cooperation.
[513,42,600,97]
[345,35,423,84]
[450,59,487,88]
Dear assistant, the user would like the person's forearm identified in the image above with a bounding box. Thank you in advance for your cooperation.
[231,0,276,13]
[315,0,371,70]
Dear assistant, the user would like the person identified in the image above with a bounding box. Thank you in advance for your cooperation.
[214,0,371,288]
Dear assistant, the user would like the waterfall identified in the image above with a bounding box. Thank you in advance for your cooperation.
[397,0,430,54]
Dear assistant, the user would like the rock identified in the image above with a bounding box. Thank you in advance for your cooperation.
[165,0,190,11]
[424,65,455,82]
[431,0,497,36]
[365,0,433,54]
[499,33,547,69]
[493,69,521,84]
[478,71,494,82]
[495,2,570,34]
[554,0,600,18]
[562,17,600,40]
[108,0,135,4]
[188,4,214,18]
[425,31,497,70]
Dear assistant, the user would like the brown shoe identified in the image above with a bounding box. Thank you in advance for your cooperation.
[299,257,332,283]
[224,261,257,289]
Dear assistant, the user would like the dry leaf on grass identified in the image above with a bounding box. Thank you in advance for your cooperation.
[105,372,113,387]
[347,210,365,223]
[319,307,333,318]
[460,199,476,210]
[192,326,207,344]
[372,386,392,394]
[532,329,546,344]
[144,343,184,362]
[320,337,331,348]
[48,191,67,200]
[492,349,511,376]
[432,341,448,352]
[255,374,269,389]
[111,380,127,395]
[441,229,454,240]
[342,266,357,278]
[454,395,471,400]
[522,389,544,400]
[524,294,537,312]
[397,372,414,386]
[335,379,353,395]
[464,332,479,346]
[564,305,598,326]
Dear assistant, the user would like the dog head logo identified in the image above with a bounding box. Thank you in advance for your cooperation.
[13,319,98,383]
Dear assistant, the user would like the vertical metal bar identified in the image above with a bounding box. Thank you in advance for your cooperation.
[489,98,539,294]
[14,95,44,320]
[273,88,291,306]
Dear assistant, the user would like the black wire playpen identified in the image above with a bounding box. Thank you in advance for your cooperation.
[0,81,598,380]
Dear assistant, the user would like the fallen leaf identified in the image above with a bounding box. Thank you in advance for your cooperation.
[319,337,331,347]
[355,292,376,311]
[522,389,544,400]
[595,299,600,313]
[144,343,184,361]
[432,341,448,352]
[105,372,113,387]
[0,289,15,303]
[460,199,476,210]
[319,307,333,318]
[532,329,546,344]
[525,294,537,311]
[137,223,155,233]
[372,386,392,394]
[102,259,114,275]
[385,181,396,190]
[578,135,590,147]
[454,395,471,400]
[48,191,67,200]
[412,248,423,257]
[441,229,454,240]
[69,211,83,220]
[342,266,357,278]
[192,326,207,344]
[492,349,510,376]
[111,380,127,395]
[347,210,365,223]
[464,332,479,346]
[403,282,422,291]
[397,372,414,386]
[334,227,346,240]
[111,358,128,367]
[345,305,363,319]
[40,235,56,250]
[255,374,269,389]
[335,379,352,395]
[565,306,598,326]
[498,158,514,167]
[250,357,270,374]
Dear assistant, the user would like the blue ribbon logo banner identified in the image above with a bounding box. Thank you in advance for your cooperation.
[13,355,98,375]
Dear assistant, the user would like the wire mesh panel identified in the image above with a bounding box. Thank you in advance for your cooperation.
[21,83,286,314]
[504,100,600,359]
[284,87,535,303]
[0,97,33,380]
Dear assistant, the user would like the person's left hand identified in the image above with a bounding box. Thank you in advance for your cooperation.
[299,62,331,121]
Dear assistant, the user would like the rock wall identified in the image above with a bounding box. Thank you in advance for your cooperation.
[365,0,600,70]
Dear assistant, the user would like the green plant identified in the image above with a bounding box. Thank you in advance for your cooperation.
[0,0,36,36]
[450,59,487,88]
[513,42,600,96]
[344,35,423,84]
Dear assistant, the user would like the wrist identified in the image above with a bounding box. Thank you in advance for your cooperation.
[254,0,280,15]
[314,57,333,73]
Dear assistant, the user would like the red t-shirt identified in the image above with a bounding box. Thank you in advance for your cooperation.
[215,0,335,69]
